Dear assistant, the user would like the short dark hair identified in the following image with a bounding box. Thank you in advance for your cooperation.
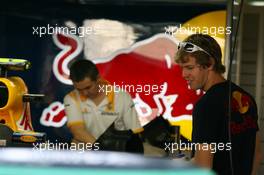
[175,34,225,74]
[69,59,99,82]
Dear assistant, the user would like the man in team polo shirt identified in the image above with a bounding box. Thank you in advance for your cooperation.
[64,59,142,150]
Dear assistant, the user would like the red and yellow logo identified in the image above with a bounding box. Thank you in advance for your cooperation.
[20,135,37,143]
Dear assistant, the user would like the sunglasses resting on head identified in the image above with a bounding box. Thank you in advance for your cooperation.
[178,42,212,58]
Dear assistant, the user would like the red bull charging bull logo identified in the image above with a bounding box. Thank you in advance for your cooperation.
[40,32,202,140]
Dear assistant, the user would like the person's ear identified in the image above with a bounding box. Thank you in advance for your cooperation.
[208,57,215,70]
[96,74,101,81]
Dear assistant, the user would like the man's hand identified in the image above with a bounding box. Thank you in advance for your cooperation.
[69,122,96,144]
[194,143,214,169]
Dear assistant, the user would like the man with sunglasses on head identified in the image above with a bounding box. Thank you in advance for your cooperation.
[175,34,261,175]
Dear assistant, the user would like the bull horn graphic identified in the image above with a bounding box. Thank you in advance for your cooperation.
[232,91,249,114]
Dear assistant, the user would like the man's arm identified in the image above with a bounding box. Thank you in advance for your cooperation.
[122,92,142,130]
[194,143,214,168]
[64,93,96,144]
[251,131,262,175]
[68,122,96,144]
